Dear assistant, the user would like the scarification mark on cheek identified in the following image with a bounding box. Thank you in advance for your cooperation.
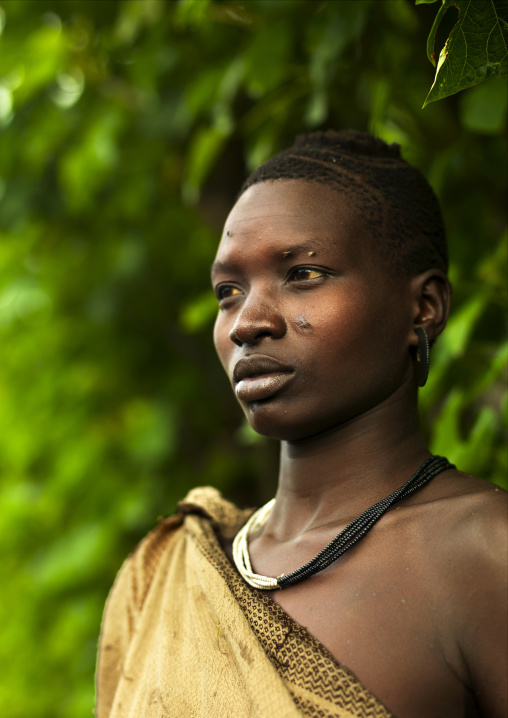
[295,315,312,331]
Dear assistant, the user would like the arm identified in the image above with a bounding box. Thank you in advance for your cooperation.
[95,515,182,717]
[454,495,508,717]
[96,553,138,718]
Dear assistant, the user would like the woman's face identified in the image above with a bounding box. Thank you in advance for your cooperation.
[212,179,415,442]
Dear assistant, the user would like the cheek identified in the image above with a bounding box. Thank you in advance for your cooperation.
[213,314,230,371]
[314,290,404,363]
[337,292,411,375]
[320,291,371,336]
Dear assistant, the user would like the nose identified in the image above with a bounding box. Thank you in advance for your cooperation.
[229,293,286,347]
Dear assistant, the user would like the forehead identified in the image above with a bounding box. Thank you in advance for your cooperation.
[213,179,371,268]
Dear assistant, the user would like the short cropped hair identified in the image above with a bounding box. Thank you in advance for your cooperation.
[239,130,448,276]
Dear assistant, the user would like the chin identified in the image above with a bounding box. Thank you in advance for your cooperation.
[241,400,339,443]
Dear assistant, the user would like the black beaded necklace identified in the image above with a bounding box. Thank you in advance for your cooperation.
[232,455,454,590]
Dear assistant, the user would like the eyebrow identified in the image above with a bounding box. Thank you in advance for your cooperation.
[210,239,331,280]
[210,259,240,279]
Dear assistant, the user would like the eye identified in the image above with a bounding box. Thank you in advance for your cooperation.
[216,285,242,301]
[288,267,326,282]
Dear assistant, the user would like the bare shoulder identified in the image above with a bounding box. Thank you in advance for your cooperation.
[427,467,507,504]
[399,469,507,606]
[420,469,507,564]
[424,471,508,716]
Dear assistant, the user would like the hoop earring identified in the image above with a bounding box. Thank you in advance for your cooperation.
[414,326,430,387]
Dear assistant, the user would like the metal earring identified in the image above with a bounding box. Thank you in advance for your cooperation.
[414,326,430,387]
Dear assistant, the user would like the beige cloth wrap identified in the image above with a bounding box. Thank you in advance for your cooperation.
[96,487,393,718]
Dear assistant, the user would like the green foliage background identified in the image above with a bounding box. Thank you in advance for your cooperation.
[0,1,506,715]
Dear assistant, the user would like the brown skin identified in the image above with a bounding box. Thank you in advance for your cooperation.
[211,180,507,718]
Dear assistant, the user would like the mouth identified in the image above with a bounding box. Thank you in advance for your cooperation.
[233,355,295,402]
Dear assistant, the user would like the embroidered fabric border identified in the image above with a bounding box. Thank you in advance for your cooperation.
[185,516,393,718]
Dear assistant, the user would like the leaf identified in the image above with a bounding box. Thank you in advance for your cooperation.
[179,291,218,333]
[467,340,508,402]
[243,22,291,96]
[182,125,229,203]
[58,107,126,211]
[434,289,491,364]
[453,406,498,473]
[422,0,508,107]
[425,0,455,65]
[430,389,463,456]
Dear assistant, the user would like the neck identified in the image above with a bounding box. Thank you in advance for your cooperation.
[270,386,429,539]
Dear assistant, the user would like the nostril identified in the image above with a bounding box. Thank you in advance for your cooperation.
[230,327,276,347]
[228,300,286,346]
[229,329,243,347]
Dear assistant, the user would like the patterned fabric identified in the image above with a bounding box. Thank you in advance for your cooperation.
[96,487,393,718]
[181,489,393,718]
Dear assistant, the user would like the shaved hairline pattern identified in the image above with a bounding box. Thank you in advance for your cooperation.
[239,130,448,277]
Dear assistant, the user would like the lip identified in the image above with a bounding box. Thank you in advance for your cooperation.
[233,355,295,402]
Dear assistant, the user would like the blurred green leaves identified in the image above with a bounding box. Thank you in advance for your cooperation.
[460,76,508,131]
[0,1,506,716]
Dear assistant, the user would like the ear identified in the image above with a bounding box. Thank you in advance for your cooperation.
[408,269,451,346]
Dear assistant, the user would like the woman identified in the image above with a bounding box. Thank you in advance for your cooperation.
[96,131,507,718]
